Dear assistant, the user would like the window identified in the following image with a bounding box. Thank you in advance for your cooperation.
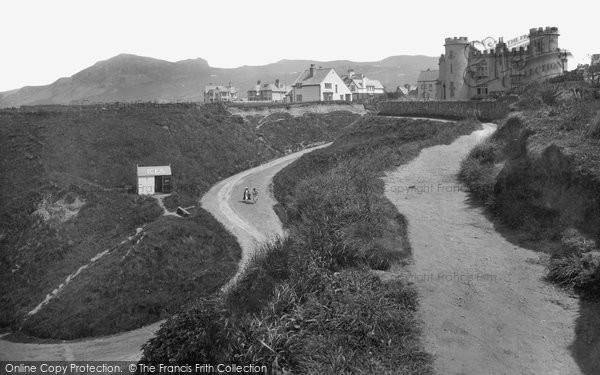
[324,83,332,89]
[350,84,355,92]
[476,85,488,95]
[296,94,302,102]
[449,81,455,97]
[429,84,433,89]
[449,50,454,59]
[450,64,453,74]
[367,85,374,92]
[475,62,489,78]
[340,95,344,100]
[295,82,302,88]
[335,84,338,93]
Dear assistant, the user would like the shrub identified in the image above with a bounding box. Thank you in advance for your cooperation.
[587,110,600,139]
[539,85,561,106]
[547,251,600,293]
[467,141,497,164]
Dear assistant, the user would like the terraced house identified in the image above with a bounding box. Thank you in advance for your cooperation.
[247,79,289,102]
[287,64,352,102]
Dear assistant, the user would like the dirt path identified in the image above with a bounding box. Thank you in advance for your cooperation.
[0,144,328,361]
[201,143,331,288]
[382,123,582,374]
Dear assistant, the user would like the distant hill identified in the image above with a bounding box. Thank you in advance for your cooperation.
[0,54,438,107]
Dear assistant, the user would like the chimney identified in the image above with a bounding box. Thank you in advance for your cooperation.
[348,69,354,79]
[275,78,280,88]
[309,64,316,78]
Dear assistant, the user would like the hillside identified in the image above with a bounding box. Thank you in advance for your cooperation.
[0,102,362,339]
[0,54,438,107]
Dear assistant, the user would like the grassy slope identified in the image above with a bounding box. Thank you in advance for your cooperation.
[0,103,360,339]
[140,116,479,373]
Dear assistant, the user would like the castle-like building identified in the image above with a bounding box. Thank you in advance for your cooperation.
[432,27,569,100]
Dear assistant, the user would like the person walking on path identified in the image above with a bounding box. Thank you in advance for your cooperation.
[252,188,259,203]
[243,187,250,202]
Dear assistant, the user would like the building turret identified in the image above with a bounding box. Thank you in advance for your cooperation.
[438,36,470,100]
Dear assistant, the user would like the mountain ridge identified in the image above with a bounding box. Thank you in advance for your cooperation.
[0,54,438,107]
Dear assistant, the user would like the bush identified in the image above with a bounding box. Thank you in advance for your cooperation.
[547,251,600,292]
[587,110,600,139]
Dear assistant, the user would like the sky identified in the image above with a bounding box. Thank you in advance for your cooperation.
[0,0,595,92]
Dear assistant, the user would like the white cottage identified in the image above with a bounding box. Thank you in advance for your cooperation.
[137,165,172,195]
[287,64,352,102]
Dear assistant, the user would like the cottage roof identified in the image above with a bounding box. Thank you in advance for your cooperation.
[137,165,172,177]
[342,71,384,89]
[417,69,439,82]
[292,68,334,86]
[205,85,237,94]
[261,83,289,93]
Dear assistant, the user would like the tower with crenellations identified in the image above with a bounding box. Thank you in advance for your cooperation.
[435,26,569,100]
[438,37,471,100]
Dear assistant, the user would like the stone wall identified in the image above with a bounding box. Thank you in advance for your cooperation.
[377,100,513,121]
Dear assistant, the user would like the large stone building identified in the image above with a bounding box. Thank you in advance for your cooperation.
[436,27,570,100]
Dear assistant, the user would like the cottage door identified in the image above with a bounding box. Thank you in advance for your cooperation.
[155,176,163,193]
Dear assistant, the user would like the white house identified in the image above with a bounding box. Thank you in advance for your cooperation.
[137,165,172,195]
[341,69,385,102]
[287,64,352,102]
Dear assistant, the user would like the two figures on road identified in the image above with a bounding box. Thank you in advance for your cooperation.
[243,186,259,204]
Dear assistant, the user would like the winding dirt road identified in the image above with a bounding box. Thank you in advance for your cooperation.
[0,144,327,361]
[383,123,582,374]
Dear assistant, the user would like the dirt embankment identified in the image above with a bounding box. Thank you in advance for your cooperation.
[227,103,367,119]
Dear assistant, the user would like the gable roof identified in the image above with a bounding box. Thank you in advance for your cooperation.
[292,68,335,86]
[205,85,237,94]
[137,165,171,177]
[260,83,289,93]
[417,69,439,82]
[342,73,384,90]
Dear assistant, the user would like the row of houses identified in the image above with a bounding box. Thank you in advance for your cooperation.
[203,64,386,103]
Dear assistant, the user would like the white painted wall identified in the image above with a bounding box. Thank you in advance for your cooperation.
[291,85,320,102]
[138,177,154,195]
[320,70,352,101]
